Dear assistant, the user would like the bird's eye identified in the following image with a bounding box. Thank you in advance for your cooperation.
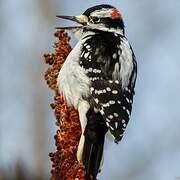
[90,16,100,23]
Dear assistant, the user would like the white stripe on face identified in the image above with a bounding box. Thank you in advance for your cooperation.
[90,8,113,18]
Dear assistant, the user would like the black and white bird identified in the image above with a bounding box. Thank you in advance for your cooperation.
[56,4,137,180]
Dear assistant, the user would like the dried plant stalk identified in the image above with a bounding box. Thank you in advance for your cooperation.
[43,30,86,180]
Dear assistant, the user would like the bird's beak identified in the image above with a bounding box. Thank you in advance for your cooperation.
[56,15,88,30]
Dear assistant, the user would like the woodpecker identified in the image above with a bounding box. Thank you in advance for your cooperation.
[56,4,137,179]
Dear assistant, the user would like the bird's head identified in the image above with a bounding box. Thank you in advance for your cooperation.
[56,4,125,35]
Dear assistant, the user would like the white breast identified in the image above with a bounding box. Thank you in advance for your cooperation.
[57,37,91,108]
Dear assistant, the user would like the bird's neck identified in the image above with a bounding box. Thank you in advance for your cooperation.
[73,27,124,40]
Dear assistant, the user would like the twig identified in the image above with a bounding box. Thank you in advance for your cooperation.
[43,30,86,180]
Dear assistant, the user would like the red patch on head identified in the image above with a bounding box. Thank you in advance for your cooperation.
[111,9,122,19]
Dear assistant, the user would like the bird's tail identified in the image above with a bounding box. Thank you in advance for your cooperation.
[82,109,108,180]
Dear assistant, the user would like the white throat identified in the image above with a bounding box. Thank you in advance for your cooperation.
[72,26,124,40]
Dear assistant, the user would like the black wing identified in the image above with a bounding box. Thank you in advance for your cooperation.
[80,32,137,142]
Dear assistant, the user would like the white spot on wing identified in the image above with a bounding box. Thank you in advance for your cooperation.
[80,51,85,57]
[114,113,119,117]
[100,109,104,115]
[126,109,130,115]
[97,90,103,94]
[88,55,91,61]
[117,100,121,104]
[109,100,115,105]
[106,122,110,127]
[113,53,117,59]
[108,115,113,119]
[90,87,94,92]
[106,87,111,91]
[126,97,130,103]
[112,90,118,94]
[115,122,118,128]
[125,87,129,91]
[106,118,110,122]
[110,126,114,131]
[86,45,91,49]
[118,50,121,55]
[84,52,89,58]
[122,119,125,123]
[88,68,93,72]
[112,62,120,80]
[102,103,110,107]
[94,98,99,104]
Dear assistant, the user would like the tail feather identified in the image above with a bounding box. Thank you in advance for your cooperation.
[82,109,108,180]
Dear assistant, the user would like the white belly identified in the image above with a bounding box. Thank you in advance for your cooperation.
[57,38,91,109]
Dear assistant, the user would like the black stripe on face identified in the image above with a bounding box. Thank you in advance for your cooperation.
[100,18,125,30]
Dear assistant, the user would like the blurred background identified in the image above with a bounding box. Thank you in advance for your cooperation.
[1,0,180,179]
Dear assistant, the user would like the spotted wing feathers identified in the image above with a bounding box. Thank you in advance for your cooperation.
[79,32,137,142]
[90,80,134,142]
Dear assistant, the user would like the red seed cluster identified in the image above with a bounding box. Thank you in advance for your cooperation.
[43,30,86,180]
